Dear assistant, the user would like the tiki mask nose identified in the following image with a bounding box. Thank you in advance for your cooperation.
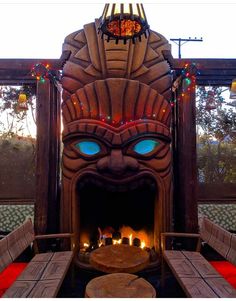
[97,149,139,176]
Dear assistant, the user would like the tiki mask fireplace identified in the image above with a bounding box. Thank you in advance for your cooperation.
[60,19,173,268]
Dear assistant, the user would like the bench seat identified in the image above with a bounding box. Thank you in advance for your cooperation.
[3,251,73,298]
[0,219,74,298]
[163,250,236,298]
[161,217,236,298]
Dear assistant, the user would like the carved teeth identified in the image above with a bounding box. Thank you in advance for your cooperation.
[138,179,145,186]
[117,185,127,192]
[106,184,116,192]
[78,176,156,192]
[129,181,139,191]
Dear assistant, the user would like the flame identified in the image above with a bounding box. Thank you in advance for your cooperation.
[141,241,146,249]
[107,20,142,37]
[80,225,152,250]
[129,234,133,246]
[119,225,151,248]
[113,239,122,245]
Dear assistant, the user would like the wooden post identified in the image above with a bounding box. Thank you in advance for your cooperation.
[47,83,61,233]
[35,79,61,234]
[174,87,198,233]
[35,79,51,234]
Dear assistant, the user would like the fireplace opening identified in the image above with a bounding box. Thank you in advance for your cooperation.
[76,176,158,268]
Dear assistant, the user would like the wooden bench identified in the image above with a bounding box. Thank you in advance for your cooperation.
[161,217,236,298]
[0,219,74,298]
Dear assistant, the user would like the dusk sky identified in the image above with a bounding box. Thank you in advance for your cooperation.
[0,0,235,59]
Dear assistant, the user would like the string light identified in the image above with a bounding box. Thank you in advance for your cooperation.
[170,63,199,108]
[31,63,50,82]
[31,63,59,84]
[180,62,200,99]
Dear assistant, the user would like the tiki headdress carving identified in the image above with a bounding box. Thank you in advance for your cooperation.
[62,19,172,101]
[61,19,173,250]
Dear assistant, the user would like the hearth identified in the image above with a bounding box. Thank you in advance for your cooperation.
[79,177,155,244]
[75,173,160,269]
[60,19,173,267]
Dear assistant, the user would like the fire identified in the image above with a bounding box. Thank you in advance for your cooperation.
[119,225,151,248]
[141,241,146,249]
[113,239,121,245]
[107,20,142,37]
[129,234,133,246]
[81,225,152,251]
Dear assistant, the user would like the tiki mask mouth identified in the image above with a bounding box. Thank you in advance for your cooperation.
[77,173,157,247]
[78,173,156,192]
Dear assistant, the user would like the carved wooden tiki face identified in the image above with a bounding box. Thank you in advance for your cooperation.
[61,21,173,250]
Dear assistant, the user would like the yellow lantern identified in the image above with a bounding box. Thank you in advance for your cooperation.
[205,90,216,111]
[230,78,236,99]
[17,92,28,110]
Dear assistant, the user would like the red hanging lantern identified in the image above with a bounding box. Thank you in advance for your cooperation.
[205,90,216,111]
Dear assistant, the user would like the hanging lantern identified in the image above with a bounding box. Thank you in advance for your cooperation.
[230,78,236,99]
[205,90,216,111]
[17,92,28,111]
[98,3,149,44]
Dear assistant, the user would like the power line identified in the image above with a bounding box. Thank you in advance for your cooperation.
[170,37,203,58]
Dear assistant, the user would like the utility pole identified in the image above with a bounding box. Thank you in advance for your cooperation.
[170,37,203,59]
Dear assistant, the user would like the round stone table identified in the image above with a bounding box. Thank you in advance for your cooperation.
[85,273,156,298]
[89,244,150,273]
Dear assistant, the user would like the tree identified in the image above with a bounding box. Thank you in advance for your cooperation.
[0,85,37,200]
[196,86,236,184]
[0,85,36,139]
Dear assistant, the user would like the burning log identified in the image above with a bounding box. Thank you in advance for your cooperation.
[122,237,129,245]
[133,238,141,247]
[105,237,113,245]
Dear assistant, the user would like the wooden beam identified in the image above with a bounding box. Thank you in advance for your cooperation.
[1,56,236,73]
[0,199,35,205]
[172,58,236,70]
[0,59,62,70]
[0,58,62,81]
[174,86,199,233]
[198,199,236,204]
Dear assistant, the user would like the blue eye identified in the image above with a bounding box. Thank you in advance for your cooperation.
[133,139,160,155]
[75,141,101,156]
